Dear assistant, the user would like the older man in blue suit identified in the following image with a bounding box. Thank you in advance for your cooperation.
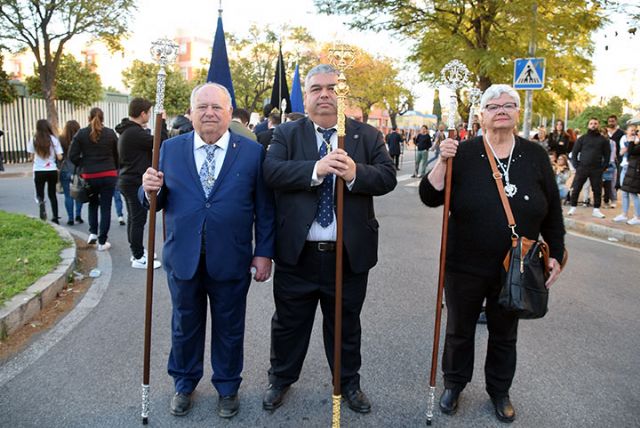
[142,83,275,419]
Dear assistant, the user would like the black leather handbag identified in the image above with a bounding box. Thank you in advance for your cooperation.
[483,137,551,319]
[70,167,91,203]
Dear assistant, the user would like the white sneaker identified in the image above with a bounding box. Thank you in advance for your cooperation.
[627,217,640,225]
[97,242,111,251]
[87,233,98,245]
[613,214,628,222]
[130,250,158,262]
[592,208,606,219]
[131,255,162,269]
[567,207,576,216]
[118,216,125,225]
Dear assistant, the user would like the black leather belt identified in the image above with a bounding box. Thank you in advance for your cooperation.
[305,241,336,252]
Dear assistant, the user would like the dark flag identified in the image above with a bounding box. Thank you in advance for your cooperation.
[290,63,304,113]
[207,12,237,108]
[270,47,291,114]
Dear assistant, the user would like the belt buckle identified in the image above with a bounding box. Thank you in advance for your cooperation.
[317,242,334,252]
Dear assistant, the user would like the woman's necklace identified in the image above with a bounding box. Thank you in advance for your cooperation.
[486,136,517,197]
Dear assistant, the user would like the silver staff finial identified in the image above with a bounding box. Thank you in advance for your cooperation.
[150,38,179,114]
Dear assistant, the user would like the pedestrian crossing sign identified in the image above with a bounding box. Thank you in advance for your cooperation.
[513,58,545,90]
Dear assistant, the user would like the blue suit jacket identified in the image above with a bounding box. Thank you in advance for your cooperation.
[143,130,275,281]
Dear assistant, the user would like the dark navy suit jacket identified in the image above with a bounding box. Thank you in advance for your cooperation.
[263,117,396,274]
[142,130,275,281]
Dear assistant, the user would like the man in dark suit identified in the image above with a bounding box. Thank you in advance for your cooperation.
[257,112,282,152]
[141,83,275,419]
[262,64,397,414]
[385,126,403,171]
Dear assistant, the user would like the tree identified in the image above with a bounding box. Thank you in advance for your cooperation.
[0,53,17,104]
[569,96,630,129]
[315,0,608,118]
[226,25,318,113]
[121,60,193,116]
[26,54,102,106]
[318,45,414,124]
[0,0,135,129]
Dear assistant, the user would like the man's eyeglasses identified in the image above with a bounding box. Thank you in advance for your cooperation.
[484,103,518,113]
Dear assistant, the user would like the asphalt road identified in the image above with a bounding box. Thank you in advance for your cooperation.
[1,156,639,427]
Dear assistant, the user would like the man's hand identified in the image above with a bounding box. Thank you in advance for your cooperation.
[251,256,272,282]
[545,257,562,288]
[142,167,164,193]
[316,149,356,182]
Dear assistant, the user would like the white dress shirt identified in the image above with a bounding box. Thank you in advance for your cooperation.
[307,122,355,242]
[193,130,230,181]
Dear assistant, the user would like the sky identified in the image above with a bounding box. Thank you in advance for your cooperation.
[129,0,639,111]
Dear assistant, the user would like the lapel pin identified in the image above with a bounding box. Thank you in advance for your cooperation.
[233,143,237,148]
[354,134,359,139]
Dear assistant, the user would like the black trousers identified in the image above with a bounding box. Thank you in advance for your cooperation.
[442,270,519,398]
[34,170,59,219]
[119,180,147,259]
[86,176,116,245]
[570,167,603,208]
[391,154,400,169]
[268,243,368,391]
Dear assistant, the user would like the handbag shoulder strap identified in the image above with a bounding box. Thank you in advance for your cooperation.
[482,136,518,239]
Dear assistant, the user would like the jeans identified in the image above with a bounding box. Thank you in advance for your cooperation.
[120,180,148,259]
[415,149,428,176]
[59,169,84,221]
[113,187,124,217]
[86,176,117,245]
[34,170,59,219]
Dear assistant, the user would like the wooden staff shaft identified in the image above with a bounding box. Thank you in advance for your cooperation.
[333,134,345,397]
[142,114,163,395]
[428,129,455,387]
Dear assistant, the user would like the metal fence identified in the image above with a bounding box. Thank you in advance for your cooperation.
[0,97,130,163]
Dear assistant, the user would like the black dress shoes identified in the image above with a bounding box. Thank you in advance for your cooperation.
[169,392,192,416]
[439,388,461,414]
[491,395,516,423]
[343,388,371,414]
[218,394,239,418]
[263,384,290,411]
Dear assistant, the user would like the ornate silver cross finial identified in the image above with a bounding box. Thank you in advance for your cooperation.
[150,38,179,114]
[440,60,470,130]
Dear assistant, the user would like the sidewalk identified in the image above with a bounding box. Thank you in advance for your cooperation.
[0,162,32,178]
[563,203,640,247]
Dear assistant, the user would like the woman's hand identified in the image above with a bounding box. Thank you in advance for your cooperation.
[545,257,562,288]
[439,138,459,161]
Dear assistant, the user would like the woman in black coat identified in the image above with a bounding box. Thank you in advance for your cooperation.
[621,133,640,224]
[419,84,566,423]
[69,107,119,250]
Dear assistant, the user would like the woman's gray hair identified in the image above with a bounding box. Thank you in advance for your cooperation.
[304,64,339,92]
[190,82,232,110]
[480,84,521,110]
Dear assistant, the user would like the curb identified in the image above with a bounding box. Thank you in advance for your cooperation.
[0,222,76,338]
[564,218,640,248]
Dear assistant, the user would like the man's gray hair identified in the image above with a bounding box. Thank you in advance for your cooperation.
[480,84,521,110]
[304,64,339,92]
[190,82,232,110]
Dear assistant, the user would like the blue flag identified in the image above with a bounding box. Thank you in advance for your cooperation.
[290,63,304,113]
[207,15,236,108]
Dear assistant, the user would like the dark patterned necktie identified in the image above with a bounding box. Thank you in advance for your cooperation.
[316,127,336,227]
[199,144,218,197]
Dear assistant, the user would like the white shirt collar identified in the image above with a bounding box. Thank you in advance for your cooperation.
[194,130,231,152]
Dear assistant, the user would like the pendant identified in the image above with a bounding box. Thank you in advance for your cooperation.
[505,183,518,197]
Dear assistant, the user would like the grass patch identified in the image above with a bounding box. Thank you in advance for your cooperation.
[0,210,70,305]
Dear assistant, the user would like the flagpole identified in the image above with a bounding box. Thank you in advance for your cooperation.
[141,38,178,425]
[328,45,356,428]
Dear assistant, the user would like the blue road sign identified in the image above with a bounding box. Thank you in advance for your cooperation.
[513,58,545,90]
